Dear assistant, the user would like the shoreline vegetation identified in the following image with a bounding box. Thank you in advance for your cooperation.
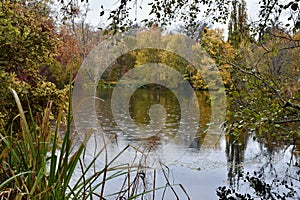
[1,0,299,199]
[0,89,189,199]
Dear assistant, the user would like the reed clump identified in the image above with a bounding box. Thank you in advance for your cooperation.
[0,89,188,199]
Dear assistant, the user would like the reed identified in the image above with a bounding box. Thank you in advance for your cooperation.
[0,88,189,199]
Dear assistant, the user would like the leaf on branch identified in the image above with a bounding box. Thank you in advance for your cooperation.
[291,3,299,11]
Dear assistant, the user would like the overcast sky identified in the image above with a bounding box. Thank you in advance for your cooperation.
[84,0,261,31]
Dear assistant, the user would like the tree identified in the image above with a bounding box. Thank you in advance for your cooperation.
[70,0,299,35]
[42,26,83,88]
[225,28,300,138]
[175,21,208,42]
[59,0,300,129]
[228,0,250,48]
[200,28,234,88]
[58,1,300,196]
[0,1,65,129]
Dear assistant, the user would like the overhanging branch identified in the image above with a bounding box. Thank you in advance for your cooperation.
[226,60,300,111]
[274,118,300,124]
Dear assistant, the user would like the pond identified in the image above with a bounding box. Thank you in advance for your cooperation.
[73,86,300,199]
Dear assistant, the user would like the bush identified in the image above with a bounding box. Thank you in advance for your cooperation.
[0,1,66,129]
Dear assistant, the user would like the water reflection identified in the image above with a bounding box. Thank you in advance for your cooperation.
[225,132,248,188]
[92,86,300,199]
[225,133,300,199]
[96,85,213,152]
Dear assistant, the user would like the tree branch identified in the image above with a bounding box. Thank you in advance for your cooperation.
[274,118,300,124]
[226,60,300,111]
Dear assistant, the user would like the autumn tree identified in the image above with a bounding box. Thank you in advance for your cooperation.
[226,27,300,138]
[200,28,234,88]
[0,1,66,128]
[67,0,298,36]
[227,0,250,48]
[61,0,300,136]
[43,27,83,88]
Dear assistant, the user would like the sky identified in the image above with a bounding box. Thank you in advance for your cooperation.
[83,0,261,32]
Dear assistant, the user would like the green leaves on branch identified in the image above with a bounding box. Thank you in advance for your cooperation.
[0,1,66,128]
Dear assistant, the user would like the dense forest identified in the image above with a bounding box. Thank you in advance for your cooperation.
[0,0,299,199]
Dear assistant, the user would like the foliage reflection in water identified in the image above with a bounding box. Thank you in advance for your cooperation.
[93,86,299,199]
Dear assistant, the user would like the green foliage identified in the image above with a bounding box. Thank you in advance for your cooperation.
[98,27,234,90]
[0,89,185,199]
[105,52,137,82]
[0,89,96,199]
[227,0,250,48]
[135,27,232,90]
[0,71,67,129]
[225,29,300,139]
[95,0,300,35]
[0,1,56,77]
[0,1,65,128]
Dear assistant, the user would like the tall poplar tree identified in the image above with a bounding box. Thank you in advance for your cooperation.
[227,0,250,48]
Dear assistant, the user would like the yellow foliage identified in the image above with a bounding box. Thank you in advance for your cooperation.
[200,28,235,87]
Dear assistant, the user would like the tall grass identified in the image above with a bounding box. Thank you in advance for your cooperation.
[0,87,89,199]
[0,88,189,199]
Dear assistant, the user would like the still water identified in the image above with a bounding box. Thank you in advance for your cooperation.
[74,86,299,199]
